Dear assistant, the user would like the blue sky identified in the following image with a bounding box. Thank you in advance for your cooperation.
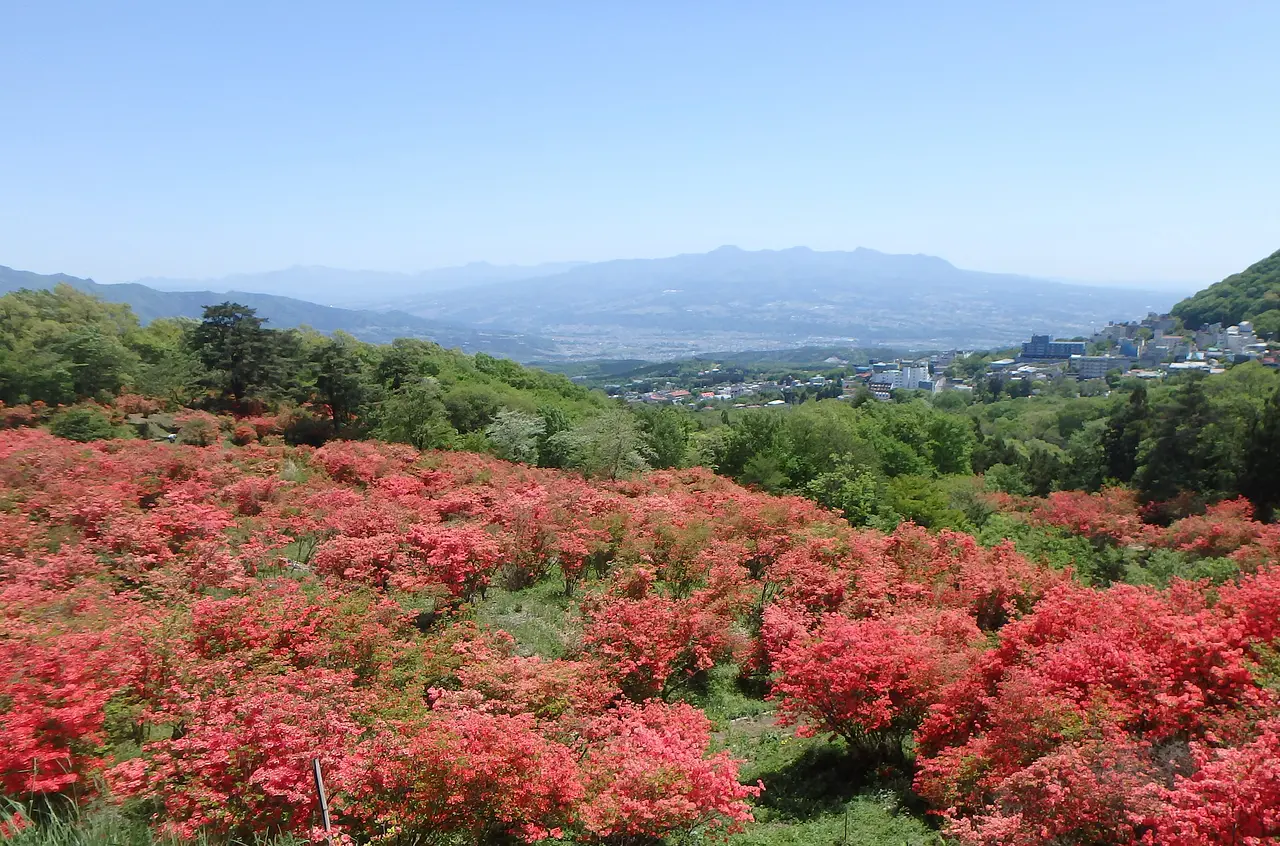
[2,1,1277,284]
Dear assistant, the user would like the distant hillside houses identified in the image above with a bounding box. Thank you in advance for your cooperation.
[995,311,1271,384]
[610,308,1277,409]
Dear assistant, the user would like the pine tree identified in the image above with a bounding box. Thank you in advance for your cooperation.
[1101,385,1149,483]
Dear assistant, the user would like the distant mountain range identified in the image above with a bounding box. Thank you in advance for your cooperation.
[135,261,586,307]
[386,246,1186,356]
[0,266,558,359]
[5,247,1196,360]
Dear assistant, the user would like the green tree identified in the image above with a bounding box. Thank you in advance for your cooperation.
[804,463,896,528]
[129,318,202,403]
[535,405,573,468]
[552,409,653,479]
[375,338,442,389]
[886,474,967,529]
[925,413,975,475]
[371,378,456,450]
[638,406,691,469]
[1135,379,1225,503]
[1241,387,1280,520]
[53,329,138,399]
[1024,441,1065,497]
[484,409,546,464]
[708,412,786,479]
[312,334,368,431]
[442,383,502,433]
[1101,385,1150,483]
[187,303,277,401]
[0,285,142,405]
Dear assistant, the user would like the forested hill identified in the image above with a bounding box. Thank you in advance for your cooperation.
[0,285,608,445]
[0,265,554,357]
[1171,248,1280,333]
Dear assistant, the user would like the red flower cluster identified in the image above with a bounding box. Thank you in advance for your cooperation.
[2,428,1278,844]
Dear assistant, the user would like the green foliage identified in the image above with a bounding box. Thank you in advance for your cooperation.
[535,405,573,468]
[804,464,898,529]
[370,378,456,450]
[0,802,306,846]
[310,333,368,431]
[1135,378,1235,503]
[186,303,281,401]
[635,406,692,469]
[886,474,969,530]
[1102,384,1150,483]
[484,409,546,464]
[0,286,142,405]
[1171,248,1280,330]
[551,409,653,479]
[706,399,975,500]
[1241,385,1280,520]
[48,406,119,442]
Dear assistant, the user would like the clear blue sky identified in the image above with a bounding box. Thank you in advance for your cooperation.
[2,1,1277,284]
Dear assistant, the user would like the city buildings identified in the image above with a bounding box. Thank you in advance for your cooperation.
[1021,335,1087,359]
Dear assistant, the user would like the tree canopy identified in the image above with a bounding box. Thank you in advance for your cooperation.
[1171,247,1280,331]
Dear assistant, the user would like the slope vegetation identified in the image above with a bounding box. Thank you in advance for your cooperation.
[1,430,1277,845]
[1171,248,1280,333]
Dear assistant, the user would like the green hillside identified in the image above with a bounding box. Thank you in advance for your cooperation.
[0,285,608,450]
[1171,248,1280,334]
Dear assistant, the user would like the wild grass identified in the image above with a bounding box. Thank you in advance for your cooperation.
[676,667,940,846]
[0,803,303,846]
[472,573,578,659]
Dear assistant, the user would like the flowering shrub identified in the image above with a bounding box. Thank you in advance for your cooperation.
[2,427,1278,844]
[175,410,223,446]
[113,394,163,415]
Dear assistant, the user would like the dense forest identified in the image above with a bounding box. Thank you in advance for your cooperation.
[1172,247,1280,334]
[3,282,1280,845]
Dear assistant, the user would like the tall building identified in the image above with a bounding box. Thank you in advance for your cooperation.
[1022,334,1087,359]
[1071,355,1131,380]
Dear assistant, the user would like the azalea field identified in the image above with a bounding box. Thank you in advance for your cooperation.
[2,426,1279,845]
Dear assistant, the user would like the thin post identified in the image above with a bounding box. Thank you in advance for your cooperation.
[312,758,334,846]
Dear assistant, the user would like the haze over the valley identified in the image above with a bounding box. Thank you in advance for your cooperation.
[4,246,1190,360]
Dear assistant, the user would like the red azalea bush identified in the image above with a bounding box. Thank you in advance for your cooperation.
[0,403,38,429]
[0,432,774,842]
[913,574,1280,844]
[997,487,1280,564]
[3,427,1279,844]
[113,394,163,416]
[766,606,981,751]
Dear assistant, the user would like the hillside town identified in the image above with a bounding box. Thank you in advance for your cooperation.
[607,312,1280,407]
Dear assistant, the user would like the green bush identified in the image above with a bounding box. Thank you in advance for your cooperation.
[49,406,118,442]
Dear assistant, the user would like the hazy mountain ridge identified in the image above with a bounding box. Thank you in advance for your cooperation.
[386,246,1179,354]
[134,261,587,307]
[0,266,557,358]
[6,246,1186,361]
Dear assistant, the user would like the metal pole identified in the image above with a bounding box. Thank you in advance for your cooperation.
[312,758,334,846]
